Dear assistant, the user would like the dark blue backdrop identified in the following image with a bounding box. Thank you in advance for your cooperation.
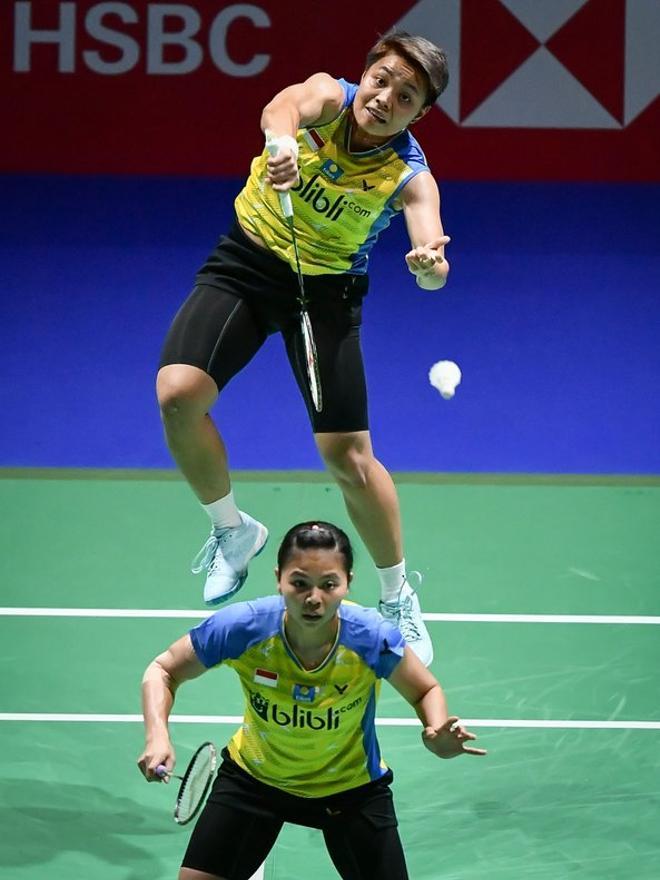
[2,175,659,473]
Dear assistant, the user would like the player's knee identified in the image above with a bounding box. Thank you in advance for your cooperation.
[157,366,215,424]
[178,869,227,880]
[321,443,371,489]
[158,388,196,424]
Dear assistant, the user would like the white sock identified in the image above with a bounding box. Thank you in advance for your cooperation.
[377,560,407,603]
[202,491,242,530]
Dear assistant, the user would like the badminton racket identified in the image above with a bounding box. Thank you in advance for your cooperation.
[156,741,217,825]
[265,133,323,412]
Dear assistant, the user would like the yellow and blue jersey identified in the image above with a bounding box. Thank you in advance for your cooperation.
[189,594,406,797]
[234,78,430,276]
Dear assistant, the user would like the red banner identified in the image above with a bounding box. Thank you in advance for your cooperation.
[1,0,658,180]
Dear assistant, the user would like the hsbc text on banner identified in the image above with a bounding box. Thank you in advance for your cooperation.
[1,0,658,180]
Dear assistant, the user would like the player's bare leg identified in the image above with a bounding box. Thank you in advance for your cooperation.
[315,431,401,566]
[157,364,268,606]
[315,430,433,665]
[157,365,228,501]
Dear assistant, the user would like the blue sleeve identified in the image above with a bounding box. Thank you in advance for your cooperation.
[189,601,263,668]
[389,132,431,202]
[339,603,407,677]
[374,619,406,679]
[336,77,358,109]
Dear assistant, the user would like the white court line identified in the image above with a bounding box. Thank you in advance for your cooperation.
[0,608,210,618]
[0,713,658,729]
[422,613,660,624]
[2,608,660,624]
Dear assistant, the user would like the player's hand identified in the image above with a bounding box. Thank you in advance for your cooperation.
[137,737,176,782]
[405,236,450,285]
[422,716,487,759]
[266,149,299,192]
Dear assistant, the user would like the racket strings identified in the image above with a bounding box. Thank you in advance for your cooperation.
[176,743,216,824]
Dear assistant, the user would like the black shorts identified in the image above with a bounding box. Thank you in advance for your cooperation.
[181,749,409,880]
[159,221,370,433]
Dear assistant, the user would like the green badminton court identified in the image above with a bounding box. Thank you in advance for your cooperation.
[1,470,659,879]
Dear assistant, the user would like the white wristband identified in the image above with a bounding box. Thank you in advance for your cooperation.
[265,132,299,159]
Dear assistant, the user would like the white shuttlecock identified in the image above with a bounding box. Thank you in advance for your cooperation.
[429,360,462,399]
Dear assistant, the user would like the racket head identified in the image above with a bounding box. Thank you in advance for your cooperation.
[300,310,323,412]
[172,741,217,825]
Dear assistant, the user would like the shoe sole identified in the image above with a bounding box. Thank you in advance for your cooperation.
[407,640,434,668]
[420,647,434,667]
[204,524,269,607]
[379,591,434,668]
[409,591,434,667]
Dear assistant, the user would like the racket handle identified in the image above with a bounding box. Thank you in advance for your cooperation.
[265,132,294,220]
[156,764,183,781]
[277,191,294,219]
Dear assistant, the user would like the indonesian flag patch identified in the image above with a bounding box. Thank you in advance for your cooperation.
[302,128,325,151]
[253,668,278,688]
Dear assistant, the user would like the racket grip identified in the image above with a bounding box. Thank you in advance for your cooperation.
[277,191,294,219]
[265,132,294,220]
[155,764,169,779]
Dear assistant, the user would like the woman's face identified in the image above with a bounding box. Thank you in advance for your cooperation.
[353,52,430,142]
[278,547,350,631]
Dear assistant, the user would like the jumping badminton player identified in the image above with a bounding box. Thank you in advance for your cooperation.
[138,522,484,880]
[157,32,451,666]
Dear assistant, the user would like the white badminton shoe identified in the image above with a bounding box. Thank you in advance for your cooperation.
[377,573,434,667]
[191,512,269,606]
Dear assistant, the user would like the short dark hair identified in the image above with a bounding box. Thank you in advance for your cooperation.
[365,31,449,106]
[277,521,353,575]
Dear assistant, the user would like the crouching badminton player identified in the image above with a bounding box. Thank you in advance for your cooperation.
[138,522,485,880]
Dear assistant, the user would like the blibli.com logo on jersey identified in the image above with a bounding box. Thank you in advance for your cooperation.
[291,174,371,222]
[249,689,340,730]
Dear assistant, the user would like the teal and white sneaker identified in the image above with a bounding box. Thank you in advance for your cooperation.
[378,574,433,667]
[191,512,268,606]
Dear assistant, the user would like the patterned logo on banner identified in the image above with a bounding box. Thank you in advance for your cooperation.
[394,0,660,128]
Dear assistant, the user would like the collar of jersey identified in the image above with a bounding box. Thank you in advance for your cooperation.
[280,611,342,673]
[344,116,405,157]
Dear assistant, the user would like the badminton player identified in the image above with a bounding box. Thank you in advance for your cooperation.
[138,522,485,880]
[157,32,451,665]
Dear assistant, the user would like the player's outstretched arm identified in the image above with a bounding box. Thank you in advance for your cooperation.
[138,634,207,782]
[388,646,486,759]
[261,73,345,192]
[402,171,451,291]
